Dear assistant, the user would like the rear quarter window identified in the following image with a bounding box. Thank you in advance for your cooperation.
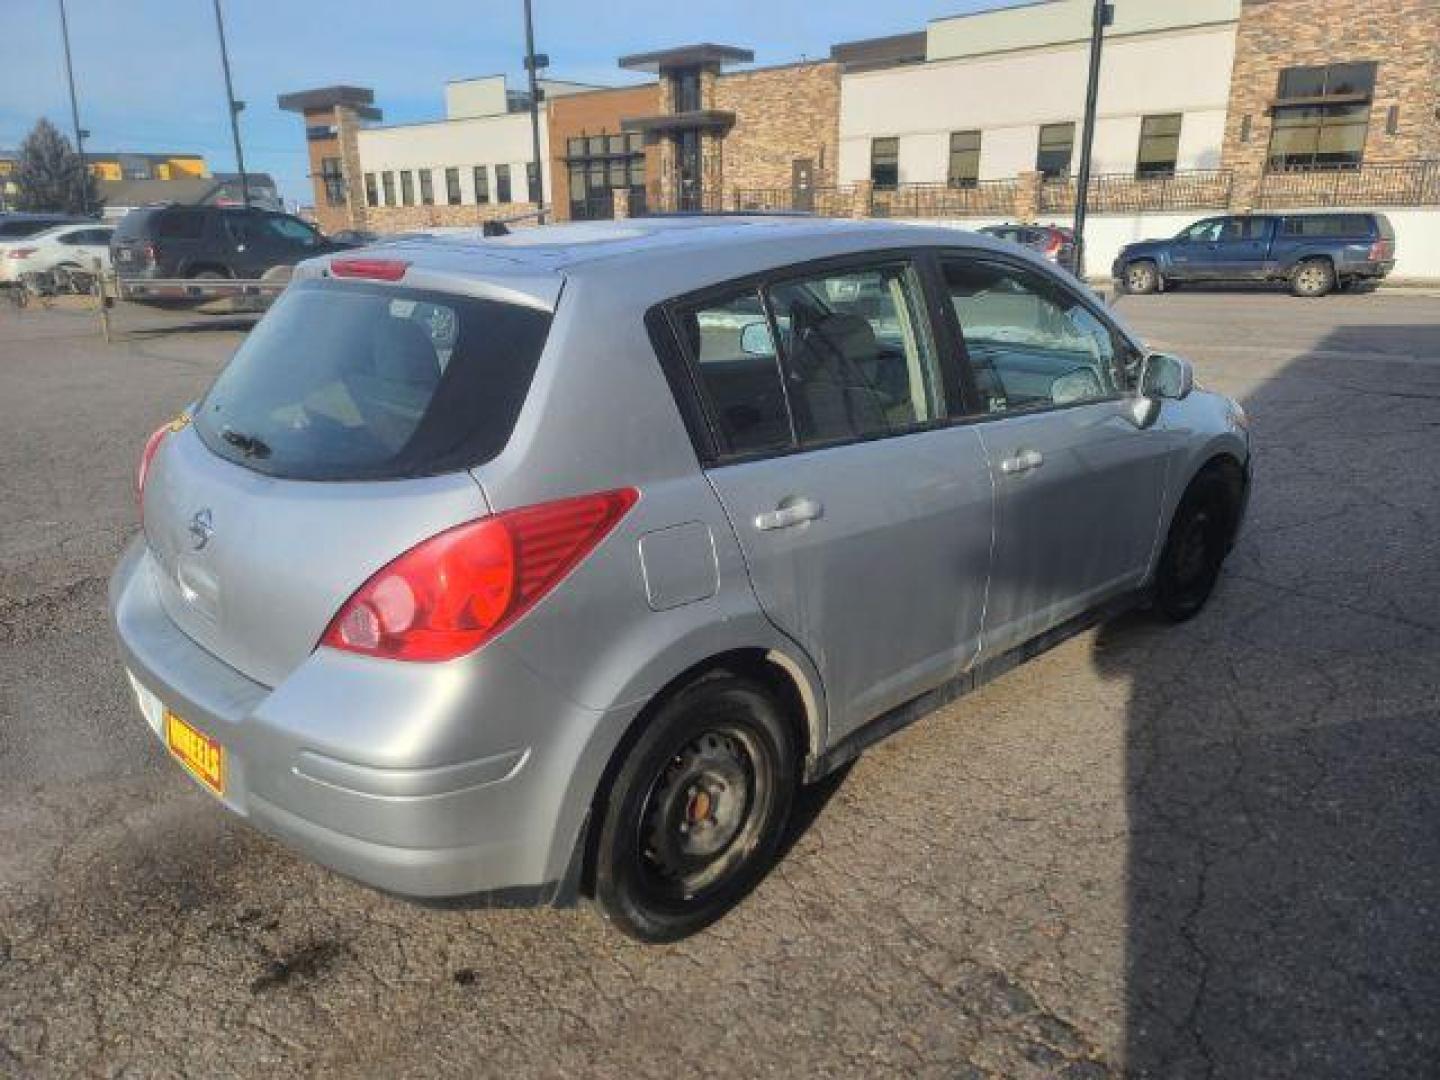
[156,212,207,240]
[193,279,552,480]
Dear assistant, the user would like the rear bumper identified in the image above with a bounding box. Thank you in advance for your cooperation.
[109,536,616,901]
[1346,259,1395,280]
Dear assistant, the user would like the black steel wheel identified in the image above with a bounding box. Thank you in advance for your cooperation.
[593,671,796,942]
[1154,472,1234,622]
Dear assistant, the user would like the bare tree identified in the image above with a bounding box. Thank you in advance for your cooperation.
[12,118,100,214]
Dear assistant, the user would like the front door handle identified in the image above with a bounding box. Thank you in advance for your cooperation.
[1000,449,1045,476]
[754,497,823,531]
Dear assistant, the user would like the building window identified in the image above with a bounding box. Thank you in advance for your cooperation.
[1036,123,1075,179]
[870,137,899,190]
[399,170,414,206]
[1137,114,1182,178]
[444,167,461,205]
[948,131,981,188]
[526,161,541,203]
[565,130,645,220]
[381,171,395,206]
[364,172,378,207]
[1268,62,1377,172]
[473,166,490,204]
[675,69,701,112]
[419,168,434,205]
[496,164,512,203]
[319,156,345,206]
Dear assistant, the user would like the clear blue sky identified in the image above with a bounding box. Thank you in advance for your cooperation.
[0,0,1021,207]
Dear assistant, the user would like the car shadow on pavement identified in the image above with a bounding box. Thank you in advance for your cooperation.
[1099,324,1440,1076]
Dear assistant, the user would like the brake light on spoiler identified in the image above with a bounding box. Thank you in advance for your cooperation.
[329,258,410,281]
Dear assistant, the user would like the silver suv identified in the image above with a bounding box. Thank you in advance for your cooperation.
[110,218,1251,941]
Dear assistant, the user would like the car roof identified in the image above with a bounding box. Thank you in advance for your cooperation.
[307,216,1027,311]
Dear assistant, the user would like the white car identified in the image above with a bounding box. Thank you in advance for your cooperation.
[0,222,114,283]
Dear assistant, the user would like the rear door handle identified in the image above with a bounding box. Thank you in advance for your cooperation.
[754,497,823,531]
[1000,449,1045,476]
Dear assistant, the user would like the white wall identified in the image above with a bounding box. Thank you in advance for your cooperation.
[840,23,1237,184]
[926,0,1240,62]
[357,111,551,205]
[445,76,508,120]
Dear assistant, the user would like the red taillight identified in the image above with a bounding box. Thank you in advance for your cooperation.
[321,488,639,662]
[136,422,171,504]
[142,242,157,262]
[1043,230,1063,258]
[7,248,37,260]
[330,258,409,281]
[1369,239,1394,261]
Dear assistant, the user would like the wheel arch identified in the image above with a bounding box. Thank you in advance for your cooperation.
[572,644,825,899]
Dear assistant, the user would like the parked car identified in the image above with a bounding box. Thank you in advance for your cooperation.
[110,218,1251,941]
[110,205,355,281]
[979,223,1077,272]
[1114,212,1395,297]
[0,221,113,283]
[0,211,90,241]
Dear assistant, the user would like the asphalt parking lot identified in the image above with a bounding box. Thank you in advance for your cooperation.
[2,287,1438,1078]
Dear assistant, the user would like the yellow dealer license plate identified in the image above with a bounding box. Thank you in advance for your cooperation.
[165,711,225,796]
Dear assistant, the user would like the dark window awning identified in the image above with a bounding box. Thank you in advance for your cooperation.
[621,110,736,134]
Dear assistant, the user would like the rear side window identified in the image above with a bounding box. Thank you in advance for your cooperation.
[194,280,552,480]
[156,212,206,240]
[1282,214,1373,238]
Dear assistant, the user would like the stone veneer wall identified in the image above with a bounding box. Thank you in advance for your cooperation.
[1222,0,1440,208]
[364,201,540,232]
[713,61,842,196]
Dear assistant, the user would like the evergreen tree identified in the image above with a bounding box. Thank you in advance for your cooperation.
[12,118,100,214]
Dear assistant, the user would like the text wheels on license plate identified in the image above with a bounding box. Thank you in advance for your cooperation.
[165,711,225,795]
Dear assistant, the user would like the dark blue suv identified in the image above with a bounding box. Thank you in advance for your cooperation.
[1114,212,1395,297]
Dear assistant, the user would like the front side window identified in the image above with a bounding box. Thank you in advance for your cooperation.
[496,164,512,203]
[399,170,415,206]
[870,138,899,191]
[265,215,320,246]
[1179,217,1225,243]
[1036,123,1075,179]
[942,259,1122,414]
[765,263,942,447]
[419,169,435,205]
[474,165,490,204]
[948,130,981,188]
[445,167,461,205]
[1137,114,1182,177]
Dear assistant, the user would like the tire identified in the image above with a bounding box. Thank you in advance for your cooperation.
[593,671,798,942]
[1123,260,1160,295]
[1153,471,1235,622]
[1290,258,1334,297]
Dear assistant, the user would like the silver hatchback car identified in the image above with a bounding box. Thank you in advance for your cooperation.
[111,217,1250,940]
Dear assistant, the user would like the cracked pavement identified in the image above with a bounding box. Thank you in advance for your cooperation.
[2,290,1438,1077]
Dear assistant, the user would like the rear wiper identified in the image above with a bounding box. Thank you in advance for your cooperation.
[221,427,272,460]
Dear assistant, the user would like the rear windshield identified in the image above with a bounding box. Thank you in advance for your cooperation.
[193,279,552,480]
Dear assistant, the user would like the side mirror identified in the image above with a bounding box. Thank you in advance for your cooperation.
[1140,352,1194,401]
[1129,352,1194,427]
[739,321,773,357]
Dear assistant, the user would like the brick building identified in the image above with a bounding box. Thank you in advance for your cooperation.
[276,85,381,236]
[1221,0,1440,208]
[548,82,659,221]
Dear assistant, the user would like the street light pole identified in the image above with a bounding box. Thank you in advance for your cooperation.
[1072,0,1112,282]
[212,0,250,208]
[521,0,546,224]
[57,0,89,215]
